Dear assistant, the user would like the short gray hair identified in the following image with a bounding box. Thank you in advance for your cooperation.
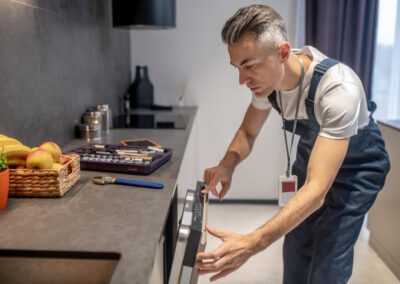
[221,4,288,50]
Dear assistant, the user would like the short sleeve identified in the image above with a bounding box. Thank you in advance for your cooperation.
[251,93,272,110]
[318,82,362,139]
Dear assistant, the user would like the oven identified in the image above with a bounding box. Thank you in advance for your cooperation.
[168,182,208,284]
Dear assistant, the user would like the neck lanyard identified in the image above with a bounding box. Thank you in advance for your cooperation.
[278,57,305,177]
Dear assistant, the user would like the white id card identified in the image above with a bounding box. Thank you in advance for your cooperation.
[278,175,298,207]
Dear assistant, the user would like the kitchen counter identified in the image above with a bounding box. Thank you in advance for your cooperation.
[0,106,197,284]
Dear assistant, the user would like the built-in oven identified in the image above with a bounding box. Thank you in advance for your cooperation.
[168,182,208,284]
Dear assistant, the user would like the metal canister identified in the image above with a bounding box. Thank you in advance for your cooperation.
[78,123,101,141]
[82,111,102,127]
[96,104,113,132]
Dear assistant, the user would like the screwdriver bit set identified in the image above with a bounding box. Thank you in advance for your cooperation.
[68,144,172,175]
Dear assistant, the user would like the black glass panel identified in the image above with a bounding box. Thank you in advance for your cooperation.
[113,114,187,129]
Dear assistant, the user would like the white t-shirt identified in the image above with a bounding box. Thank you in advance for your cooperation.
[251,46,370,139]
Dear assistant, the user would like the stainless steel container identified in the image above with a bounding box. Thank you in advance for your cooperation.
[82,111,102,127]
[78,123,101,141]
[96,104,113,132]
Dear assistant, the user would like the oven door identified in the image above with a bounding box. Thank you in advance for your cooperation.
[168,182,208,284]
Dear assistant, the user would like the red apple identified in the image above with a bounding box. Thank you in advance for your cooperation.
[26,149,53,169]
[59,156,71,165]
[39,141,62,163]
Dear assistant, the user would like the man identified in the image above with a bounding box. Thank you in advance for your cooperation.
[196,4,390,284]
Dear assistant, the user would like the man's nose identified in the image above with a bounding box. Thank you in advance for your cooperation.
[239,70,249,85]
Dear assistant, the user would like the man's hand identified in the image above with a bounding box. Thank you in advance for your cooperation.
[196,225,259,282]
[203,165,234,200]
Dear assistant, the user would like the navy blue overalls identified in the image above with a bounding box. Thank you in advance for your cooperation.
[268,58,391,284]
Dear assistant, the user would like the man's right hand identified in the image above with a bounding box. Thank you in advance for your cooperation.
[203,164,234,200]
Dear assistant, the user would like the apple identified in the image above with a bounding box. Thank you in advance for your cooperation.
[51,163,63,171]
[26,149,53,169]
[39,141,62,163]
[59,156,71,165]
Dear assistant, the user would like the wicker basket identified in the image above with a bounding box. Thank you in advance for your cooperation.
[9,154,80,197]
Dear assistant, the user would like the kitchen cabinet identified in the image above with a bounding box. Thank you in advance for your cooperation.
[368,120,400,280]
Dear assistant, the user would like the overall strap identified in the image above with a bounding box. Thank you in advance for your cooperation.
[267,91,281,114]
[268,58,340,120]
[306,58,340,123]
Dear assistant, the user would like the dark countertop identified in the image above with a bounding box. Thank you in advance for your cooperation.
[0,106,197,284]
[378,119,400,131]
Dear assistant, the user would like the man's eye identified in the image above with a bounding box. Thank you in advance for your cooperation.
[245,65,254,70]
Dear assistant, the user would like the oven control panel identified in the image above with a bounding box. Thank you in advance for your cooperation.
[169,182,208,284]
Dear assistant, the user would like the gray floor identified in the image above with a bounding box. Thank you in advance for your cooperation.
[198,204,399,284]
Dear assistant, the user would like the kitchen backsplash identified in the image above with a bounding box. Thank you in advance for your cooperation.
[0,0,130,147]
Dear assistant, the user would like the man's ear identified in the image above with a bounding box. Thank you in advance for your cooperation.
[278,42,291,62]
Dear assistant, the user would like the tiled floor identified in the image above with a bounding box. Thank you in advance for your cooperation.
[198,204,399,284]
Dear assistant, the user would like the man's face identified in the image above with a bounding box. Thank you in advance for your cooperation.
[228,32,284,98]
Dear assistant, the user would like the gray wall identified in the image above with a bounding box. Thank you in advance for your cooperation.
[0,0,130,147]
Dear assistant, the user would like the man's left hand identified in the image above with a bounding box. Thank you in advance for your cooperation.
[196,225,259,282]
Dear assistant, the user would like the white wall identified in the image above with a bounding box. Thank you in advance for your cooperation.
[130,0,301,200]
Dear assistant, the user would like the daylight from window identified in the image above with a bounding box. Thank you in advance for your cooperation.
[372,0,399,119]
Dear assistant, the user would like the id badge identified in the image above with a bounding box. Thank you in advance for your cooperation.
[278,175,298,207]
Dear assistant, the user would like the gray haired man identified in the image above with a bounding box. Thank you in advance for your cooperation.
[196,4,390,283]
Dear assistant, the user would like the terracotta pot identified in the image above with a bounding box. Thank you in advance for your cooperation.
[0,168,9,210]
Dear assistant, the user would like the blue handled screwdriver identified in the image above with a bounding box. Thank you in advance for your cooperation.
[92,176,164,189]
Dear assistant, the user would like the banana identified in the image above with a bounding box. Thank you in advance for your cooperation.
[0,137,22,148]
[0,134,8,138]
[2,144,31,159]
[6,157,26,167]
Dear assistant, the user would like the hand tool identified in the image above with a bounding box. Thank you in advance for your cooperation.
[92,176,164,189]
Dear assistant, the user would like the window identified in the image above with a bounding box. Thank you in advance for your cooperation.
[372,0,399,119]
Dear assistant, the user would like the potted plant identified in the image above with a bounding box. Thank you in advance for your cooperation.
[0,148,9,210]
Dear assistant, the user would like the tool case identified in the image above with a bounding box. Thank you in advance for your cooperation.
[68,144,172,175]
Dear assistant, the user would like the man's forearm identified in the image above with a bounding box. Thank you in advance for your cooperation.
[251,136,348,252]
[219,105,270,169]
[219,128,255,169]
[252,181,326,252]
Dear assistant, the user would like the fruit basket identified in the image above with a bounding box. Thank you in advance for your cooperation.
[8,154,80,197]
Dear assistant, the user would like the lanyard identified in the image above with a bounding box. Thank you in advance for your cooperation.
[278,57,305,177]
